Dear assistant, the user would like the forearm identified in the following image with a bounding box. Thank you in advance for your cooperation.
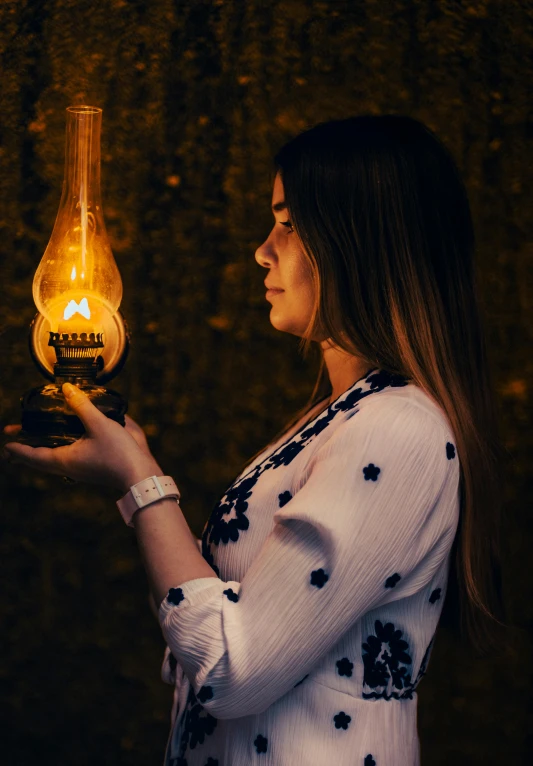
[147,537,203,620]
[133,497,218,607]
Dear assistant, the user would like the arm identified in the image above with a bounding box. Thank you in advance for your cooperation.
[148,538,203,620]
[148,399,460,719]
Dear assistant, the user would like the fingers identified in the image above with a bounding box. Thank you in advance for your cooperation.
[3,425,22,435]
[124,414,141,431]
[3,442,66,476]
[62,383,106,435]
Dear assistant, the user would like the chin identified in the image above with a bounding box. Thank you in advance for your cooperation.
[269,313,306,337]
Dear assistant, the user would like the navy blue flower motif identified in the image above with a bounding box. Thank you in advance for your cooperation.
[175,685,218,761]
[269,439,307,468]
[364,756,376,766]
[362,619,413,700]
[367,369,410,391]
[254,734,268,753]
[300,413,335,439]
[333,711,351,729]
[446,442,456,459]
[362,624,435,701]
[429,587,441,604]
[363,463,380,481]
[310,568,329,588]
[385,573,401,588]
[167,587,185,606]
[223,588,239,602]
[200,368,409,569]
[278,490,292,507]
[336,387,365,412]
[204,759,219,766]
[336,657,353,677]
[197,685,214,704]
[293,674,309,688]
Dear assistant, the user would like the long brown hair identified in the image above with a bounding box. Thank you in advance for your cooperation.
[248,114,512,657]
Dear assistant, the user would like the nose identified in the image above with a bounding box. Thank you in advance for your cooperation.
[254,232,277,268]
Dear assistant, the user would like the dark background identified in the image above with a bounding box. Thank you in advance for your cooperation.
[0,1,531,764]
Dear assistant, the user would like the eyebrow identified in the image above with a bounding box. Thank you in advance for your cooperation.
[271,200,287,212]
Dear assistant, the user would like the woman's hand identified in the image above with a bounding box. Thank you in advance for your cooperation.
[3,413,154,457]
[1,383,162,493]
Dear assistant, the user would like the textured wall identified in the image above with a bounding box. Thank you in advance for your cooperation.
[0,1,531,764]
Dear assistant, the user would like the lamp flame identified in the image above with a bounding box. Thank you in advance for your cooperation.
[71,265,76,280]
[63,297,91,321]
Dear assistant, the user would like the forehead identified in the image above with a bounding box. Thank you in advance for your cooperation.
[271,172,284,204]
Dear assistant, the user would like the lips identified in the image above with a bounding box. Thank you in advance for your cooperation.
[265,287,284,299]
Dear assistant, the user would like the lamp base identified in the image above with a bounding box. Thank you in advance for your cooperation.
[18,382,128,448]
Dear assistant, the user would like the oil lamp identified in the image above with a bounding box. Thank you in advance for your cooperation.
[18,105,130,447]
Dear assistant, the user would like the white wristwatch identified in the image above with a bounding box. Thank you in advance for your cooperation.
[116,475,181,527]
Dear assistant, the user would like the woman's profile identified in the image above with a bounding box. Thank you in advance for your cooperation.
[3,114,509,765]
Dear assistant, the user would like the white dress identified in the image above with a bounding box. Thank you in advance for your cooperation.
[157,368,460,766]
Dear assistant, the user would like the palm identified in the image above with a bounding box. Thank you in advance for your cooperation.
[3,414,153,457]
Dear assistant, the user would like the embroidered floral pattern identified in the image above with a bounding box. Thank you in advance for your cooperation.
[200,369,409,567]
[336,657,354,677]
[197,685,214,704]
[278,490,292,507]
[363,463,380,481]
[167,587,185,606]
[362,620,436,700]
[364,756,376,766]
[333,711,351,729]
[254,734,268,753]
[173,685,218,763]
[384,573,401,588]
[223,587,239,602]
[362,619,412,698]
[446,442,456,459]
[429,587,441,604]
[310,568,329,588]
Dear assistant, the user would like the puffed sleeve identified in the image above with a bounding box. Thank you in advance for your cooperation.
[160,538,205,686]
[158,397,460,719]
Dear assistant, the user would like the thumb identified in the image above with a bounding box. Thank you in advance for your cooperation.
[62,382,105,434]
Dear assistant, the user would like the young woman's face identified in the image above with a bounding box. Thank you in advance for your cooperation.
[254,173,316,338]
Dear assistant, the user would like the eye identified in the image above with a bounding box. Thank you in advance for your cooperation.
[280,220,294,233]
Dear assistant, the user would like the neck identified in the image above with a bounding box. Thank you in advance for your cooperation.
[320,339,373,404]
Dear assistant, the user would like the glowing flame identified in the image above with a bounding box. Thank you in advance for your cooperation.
[71,265,76,280]
[63,297,91,321]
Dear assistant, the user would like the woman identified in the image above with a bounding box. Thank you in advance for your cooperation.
[2,115,508,765]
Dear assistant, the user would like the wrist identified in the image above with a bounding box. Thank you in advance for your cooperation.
[119,460,163,495]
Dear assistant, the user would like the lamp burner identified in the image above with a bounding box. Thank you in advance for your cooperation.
[48,331,105,382]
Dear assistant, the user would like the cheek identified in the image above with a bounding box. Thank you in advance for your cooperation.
[282,247,314,292]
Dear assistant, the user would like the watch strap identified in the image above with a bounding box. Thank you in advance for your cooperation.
[117,475,180,527]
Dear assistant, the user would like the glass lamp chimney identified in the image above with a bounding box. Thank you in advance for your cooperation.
[32,106,122,336]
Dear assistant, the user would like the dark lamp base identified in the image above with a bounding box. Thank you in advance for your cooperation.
[18,382,128,448]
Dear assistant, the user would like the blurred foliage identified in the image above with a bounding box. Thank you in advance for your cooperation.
[0,1,531,764]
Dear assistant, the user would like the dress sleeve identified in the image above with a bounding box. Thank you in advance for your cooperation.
[158,398,460,719]
[160,537,206,686]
